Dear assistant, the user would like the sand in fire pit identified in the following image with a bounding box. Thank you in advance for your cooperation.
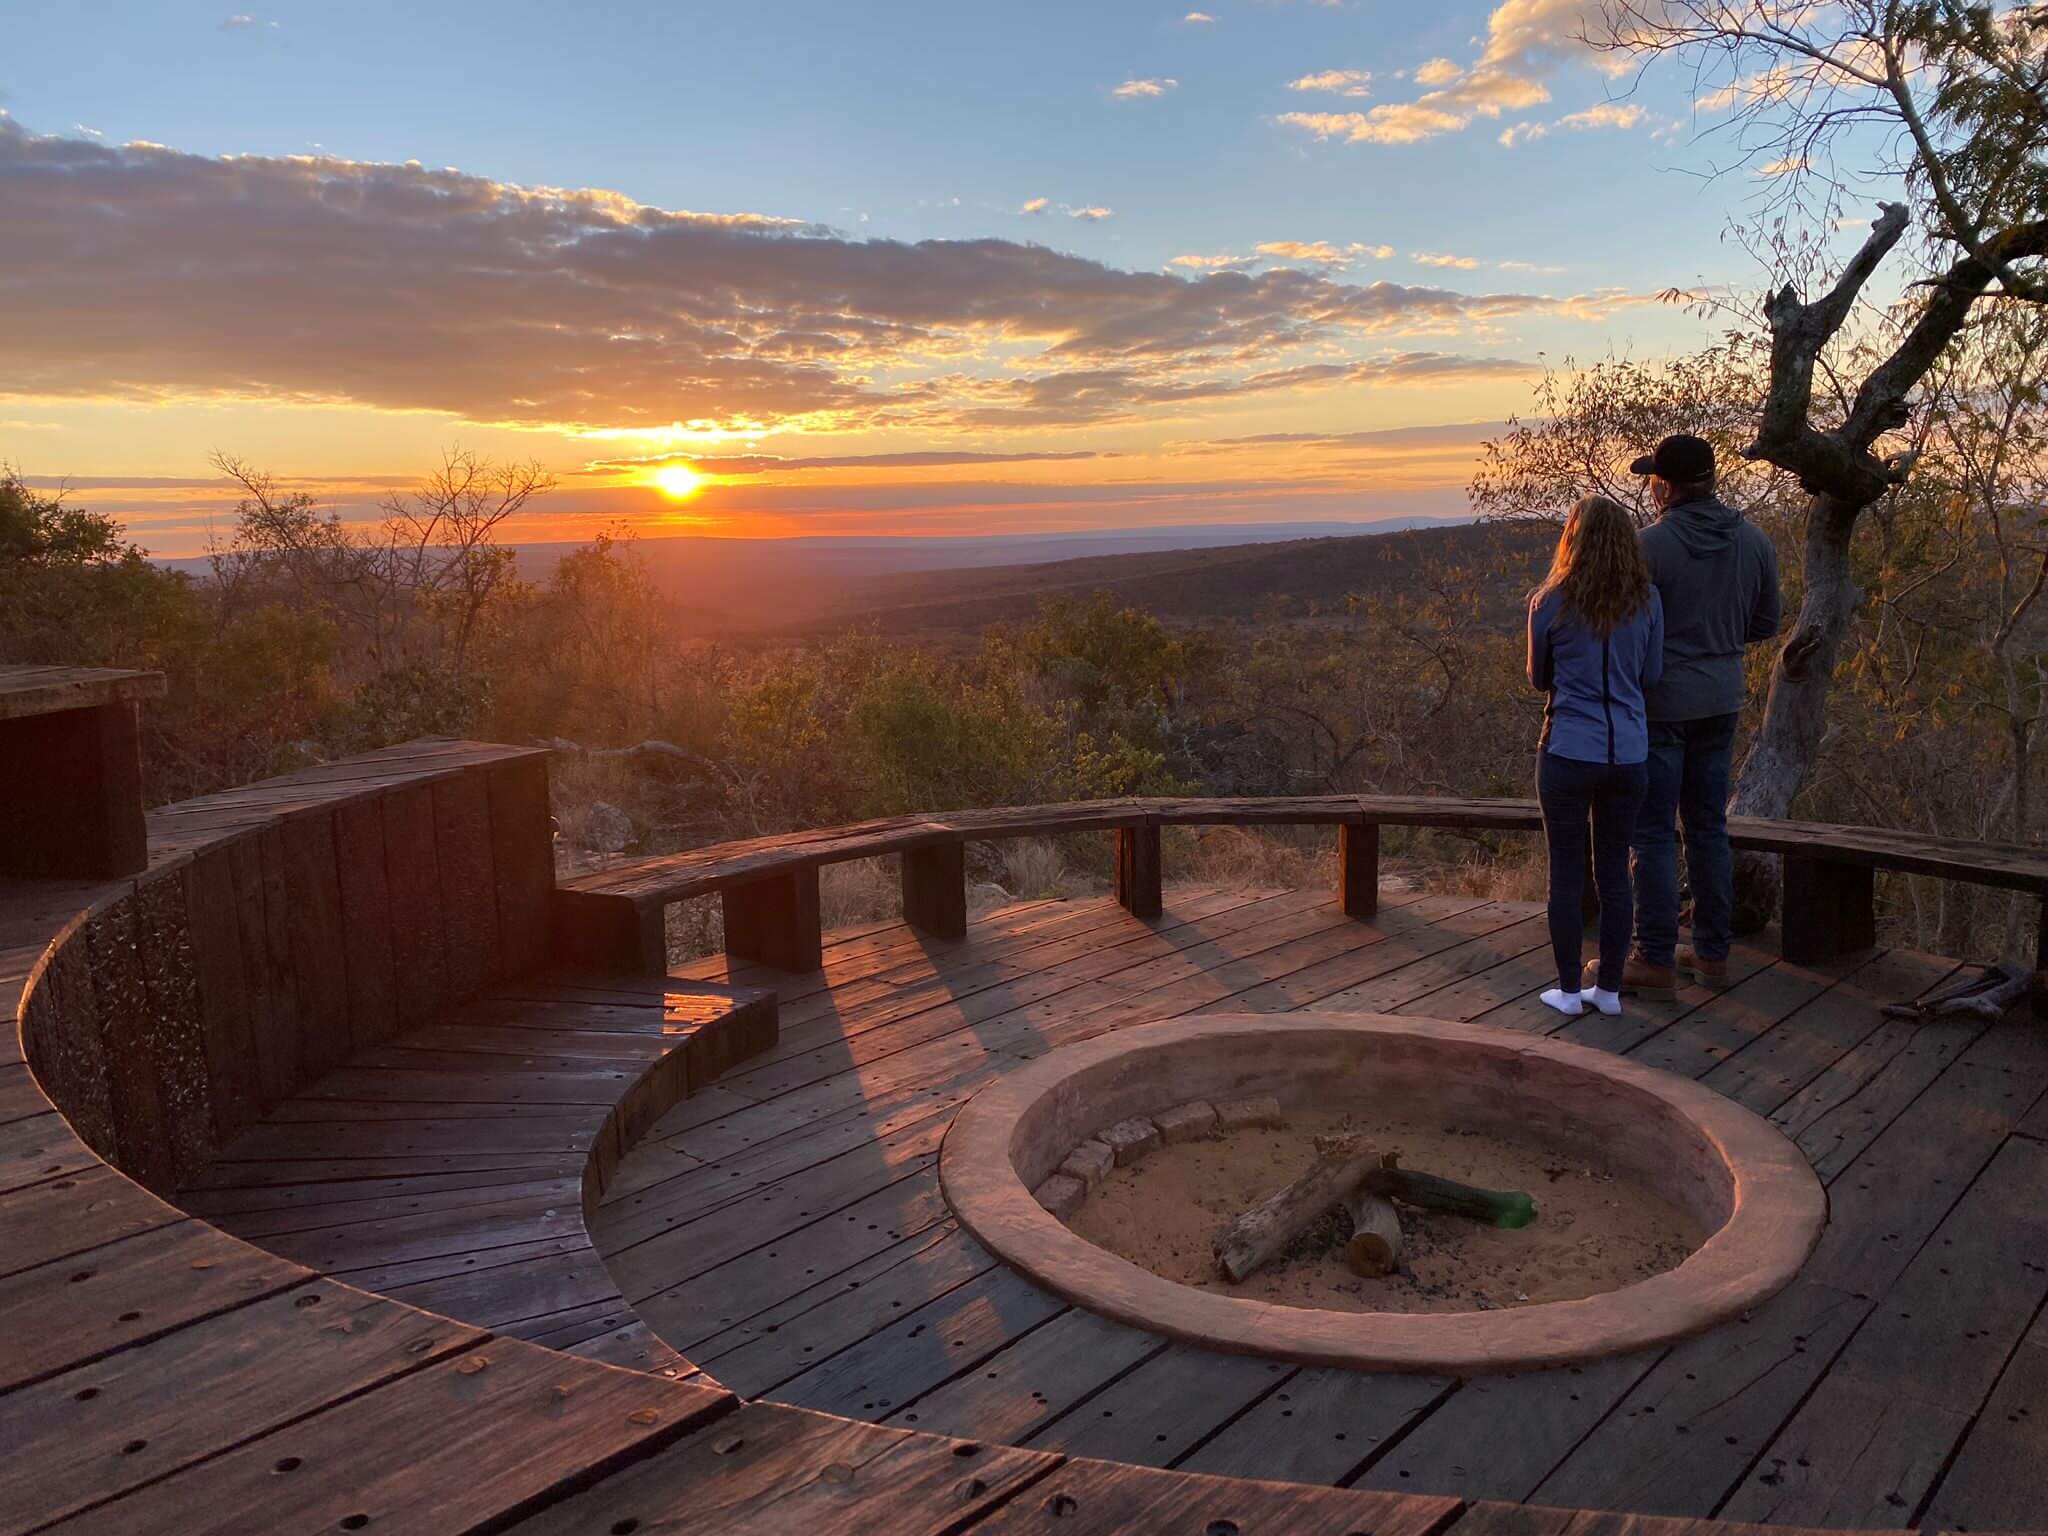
[1066,1107,1705,1314]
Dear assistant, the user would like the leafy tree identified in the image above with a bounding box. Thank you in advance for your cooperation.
[1590,1,2048,849]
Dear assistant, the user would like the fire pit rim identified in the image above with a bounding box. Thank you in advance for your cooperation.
[939,1011,1825,1376]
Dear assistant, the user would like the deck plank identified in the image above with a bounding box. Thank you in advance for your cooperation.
[53,1338,728,1536]
[505,1400,1055,1536]
[0,1281,480,1534]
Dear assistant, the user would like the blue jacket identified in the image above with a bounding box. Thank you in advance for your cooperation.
[1527,586,1664,765]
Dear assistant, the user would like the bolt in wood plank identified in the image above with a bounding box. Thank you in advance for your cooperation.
[0,1281,481,1534]
[1339,819,1379,918]
[901,838,968,940]
[723,866,823,973]
[0,1219,309,1393]
[886,1305,1164,1446]
[0,1164,178,1279]
[1717,1135,2048,1528]
[968,1455,1459,1536]
[60,1336,729,1536]
[0,1110,99,1195]
[1180,1364,1453,1486]
[1115,822,1162,920]
[1025,1342,1291,1468]
[507,1400,1051,1536]
[1919,1310,2048,1530]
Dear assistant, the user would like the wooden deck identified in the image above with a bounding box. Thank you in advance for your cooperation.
[569,883,2048,1531]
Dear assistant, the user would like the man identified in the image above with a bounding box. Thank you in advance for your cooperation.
[1594,434,1781,996]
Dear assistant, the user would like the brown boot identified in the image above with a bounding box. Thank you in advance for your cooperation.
[1585,954,1678,999]
[1677,945,1729,988]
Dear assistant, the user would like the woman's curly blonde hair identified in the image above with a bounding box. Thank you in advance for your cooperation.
[1535,494,1652,635]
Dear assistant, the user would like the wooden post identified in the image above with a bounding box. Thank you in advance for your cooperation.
[1782,854,1876,964]
[1338,821,1379,918]
[552,889,666,975]
[2035,895,2046,1021]
[723,865,823,971]
[0,701,148,878]
[901,838,967,940]
[1116,823,1162,920]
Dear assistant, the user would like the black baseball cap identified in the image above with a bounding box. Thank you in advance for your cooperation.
[1629,434,1715,481]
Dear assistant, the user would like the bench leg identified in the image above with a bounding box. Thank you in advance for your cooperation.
[2036,896,2046,1020]
[901,839,967,940]
[552,890,665,975]
[723,866,823,972]
[1782,855,1876,964]
[0,701,147,878]
[1339,821,1379,918]
[1116,824,1162,920]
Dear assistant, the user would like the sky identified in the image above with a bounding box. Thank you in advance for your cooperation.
[0,1,1867,555]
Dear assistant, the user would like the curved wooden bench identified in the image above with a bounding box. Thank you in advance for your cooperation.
[557,794,2048,995]
[180,971,777,1374]
[6,729,2041,1532]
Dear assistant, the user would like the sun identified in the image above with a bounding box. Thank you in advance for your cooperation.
[651,463,702,500]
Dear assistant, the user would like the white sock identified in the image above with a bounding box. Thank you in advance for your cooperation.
[1541,987,1584,1016]
[1588,987,1622,1016]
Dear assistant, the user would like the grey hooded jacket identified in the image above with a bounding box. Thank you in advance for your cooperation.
[1638,493,1782,721]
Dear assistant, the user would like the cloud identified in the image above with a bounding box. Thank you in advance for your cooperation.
[1066,205,1114,221]
[580,448,1112,476]
[1255,240,1350,265]
[219,13,278,29]
[1757,155,1807,178]
[1288,69,1372,98]
[1175,241,1394,272]
[924,352,1542,427]
[1499,99,1650,145]
[1019,196,1049,214]
[1556,101,1645,131]
[1279,0,1632,148]
[1113,78,1178,98]
[0,119,1643,437]
[1412,251,1481,269]
[1184,10,1216,21]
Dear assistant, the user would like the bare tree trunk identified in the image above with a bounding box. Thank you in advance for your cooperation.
[1727,492,1866,929]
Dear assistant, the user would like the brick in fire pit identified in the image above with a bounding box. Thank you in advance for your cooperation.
[1059,1138,1116,1188]
[1213,1095,1284,1131]
[1154,1100,1219,1144]
[1099,1117,1161,1165]
[1033,1173,1086,1220]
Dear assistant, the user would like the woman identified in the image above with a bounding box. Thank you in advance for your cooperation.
[1526,494,1664,1016]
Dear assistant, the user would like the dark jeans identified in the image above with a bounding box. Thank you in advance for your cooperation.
[1538,750,1648,993]
[1631,712,1739,967]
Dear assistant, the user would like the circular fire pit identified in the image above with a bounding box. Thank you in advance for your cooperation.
[940,1012,1823,1375]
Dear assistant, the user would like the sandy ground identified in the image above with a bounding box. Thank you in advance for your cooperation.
[1066,1108,1704,1314]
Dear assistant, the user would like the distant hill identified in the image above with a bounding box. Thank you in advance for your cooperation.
[498,517,1472,633]
[779,520,1551,636]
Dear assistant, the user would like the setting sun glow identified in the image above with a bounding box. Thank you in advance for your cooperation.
[651,463,702,500]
